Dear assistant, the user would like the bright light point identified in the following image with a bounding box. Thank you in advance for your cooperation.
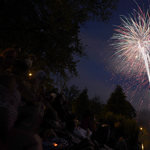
[142,143,144,150]
[135,55,138,59]
[53,143,58,147]
[29,73,32,76]
[140,127,143,130]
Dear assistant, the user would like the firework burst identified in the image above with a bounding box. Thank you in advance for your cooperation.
[111,5,150,85]
[109,4,150,110]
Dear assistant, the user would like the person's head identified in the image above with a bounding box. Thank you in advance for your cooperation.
[39,86,46,96]
[1,48,16,69]
[99,118,103,124]
[28,54,36,63]
[44,92,53,103]
[32,70,46,82]
[114,121,121,128]
[12,44,21,53]
[50,93,56,103]
[43,129,57,140]
[83,109,92,118]
[31,70,46,91]
[23,59,32,69]
[66,119,77,132]
[55,93,67,105]
[66,114,77,122]
[12,60,29,77]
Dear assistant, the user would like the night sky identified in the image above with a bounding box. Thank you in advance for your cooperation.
[68,0,150,111]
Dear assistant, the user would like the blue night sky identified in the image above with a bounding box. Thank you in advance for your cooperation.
[67,0,150,111]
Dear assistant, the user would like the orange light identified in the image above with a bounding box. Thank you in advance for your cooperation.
[54,143,58,147]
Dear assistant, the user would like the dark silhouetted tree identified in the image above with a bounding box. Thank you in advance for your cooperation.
[104,85,136,118]
[138,109,150,130]
[0,0,119,84]
[89,95,104,121]
[72,88,89,120]
[63,85,80,110]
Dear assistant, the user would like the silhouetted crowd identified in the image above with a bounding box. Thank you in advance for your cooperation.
[0,45,135,150]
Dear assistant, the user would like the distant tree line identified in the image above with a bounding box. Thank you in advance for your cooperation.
[59,84,136,121]
[60,84,139,147]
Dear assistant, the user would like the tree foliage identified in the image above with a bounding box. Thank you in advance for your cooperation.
[138,109,150,130]
[63,85,80,109]
[89,95,104,121]
[71,88,90,120]
[104,85,136,118]
[70,87,103,121]
[103,112,139,146]
[0,0,119,84]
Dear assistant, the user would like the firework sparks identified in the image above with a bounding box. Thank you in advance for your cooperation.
[109,4,150,110]
[111,5,150,85]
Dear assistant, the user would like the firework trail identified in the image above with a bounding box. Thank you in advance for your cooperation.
[111,5,150,85]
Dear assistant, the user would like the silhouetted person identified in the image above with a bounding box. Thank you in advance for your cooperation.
[0,48,16,73]
[81,110,96,132]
